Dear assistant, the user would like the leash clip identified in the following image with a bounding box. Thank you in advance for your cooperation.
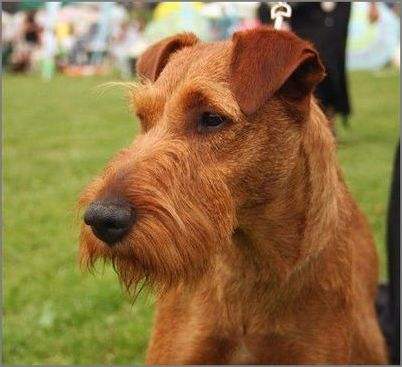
[270,2,292,30]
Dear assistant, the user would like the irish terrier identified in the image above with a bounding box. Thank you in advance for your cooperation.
[79,28,388,364]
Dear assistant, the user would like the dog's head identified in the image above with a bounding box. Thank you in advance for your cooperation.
[79,27,331,293]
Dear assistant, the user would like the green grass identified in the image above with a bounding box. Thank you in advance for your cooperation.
[3,70,399,365]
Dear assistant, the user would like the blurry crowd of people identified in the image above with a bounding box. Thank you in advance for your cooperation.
[2,2,151,76]
[2,1,400,80]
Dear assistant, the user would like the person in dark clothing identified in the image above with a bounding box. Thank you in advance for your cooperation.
[11,10,42,73]
[24,10,42,46]
[385,142,400,364]
[257,2,271,25]
[257,2,351,126]
[376,142,400,364]
[288,2,351,122]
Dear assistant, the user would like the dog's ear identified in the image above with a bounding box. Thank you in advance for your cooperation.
[230,28,325,115]
[136,33,199,82]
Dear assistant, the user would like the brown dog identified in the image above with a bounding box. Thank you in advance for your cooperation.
[79,28,388,364]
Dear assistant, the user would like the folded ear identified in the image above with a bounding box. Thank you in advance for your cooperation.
[136,33,199,82]
[230,28,325,115]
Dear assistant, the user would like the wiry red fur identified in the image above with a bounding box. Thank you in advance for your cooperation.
[79,130,235,295]
[79,28,388,364]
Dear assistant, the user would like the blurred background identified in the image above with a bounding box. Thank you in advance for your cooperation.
[3,1,400,365]
[2,1,400,77]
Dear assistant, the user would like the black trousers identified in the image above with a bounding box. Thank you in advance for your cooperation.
[387,142,400,364]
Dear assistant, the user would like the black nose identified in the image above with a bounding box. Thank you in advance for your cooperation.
[84,198,135,245]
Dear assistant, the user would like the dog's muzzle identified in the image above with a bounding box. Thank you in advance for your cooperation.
[84,198,136,246]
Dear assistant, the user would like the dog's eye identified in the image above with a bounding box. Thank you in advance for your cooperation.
[198,112,227,132]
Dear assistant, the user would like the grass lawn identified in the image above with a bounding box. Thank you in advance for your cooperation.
[3,70,399,365]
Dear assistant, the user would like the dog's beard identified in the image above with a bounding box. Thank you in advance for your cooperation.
[79,138,235,296]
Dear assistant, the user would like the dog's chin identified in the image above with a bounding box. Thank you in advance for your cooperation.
[79,223,218,295]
